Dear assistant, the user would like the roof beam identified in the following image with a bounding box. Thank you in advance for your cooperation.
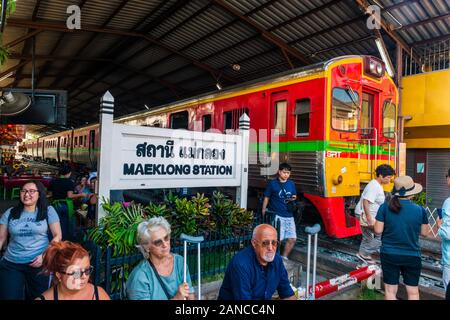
[10,0,42,87]
[398,13,450,30]
[211,0,311,64]
[355,0,421,63]
[4,29,43,49]
[412,34,450,47]
[7,18,237,84]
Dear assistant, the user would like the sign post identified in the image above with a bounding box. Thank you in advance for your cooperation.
[96,91,114,222]
[236,113,250,209]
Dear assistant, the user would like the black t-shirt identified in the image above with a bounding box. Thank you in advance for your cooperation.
[49,178,75,200]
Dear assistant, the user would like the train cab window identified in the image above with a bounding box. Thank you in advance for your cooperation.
[170,111,189,129]
[332,88,359,132]
[224,108,249,133]
[203,114,212,132]
[295,99,310,136]
[382,100,396,138]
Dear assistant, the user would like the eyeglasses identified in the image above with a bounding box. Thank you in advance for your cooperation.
[20,189,38,195]
[60,266,94,279]
[255,240,279,248]
[152,234,170,247]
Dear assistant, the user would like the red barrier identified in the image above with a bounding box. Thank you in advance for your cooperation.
[309,265,381,299]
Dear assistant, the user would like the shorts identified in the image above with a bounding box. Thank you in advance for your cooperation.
[380,252,422,286]
[274,215,297,241]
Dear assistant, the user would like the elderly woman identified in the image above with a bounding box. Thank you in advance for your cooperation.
[126,217,195,300]
[0,180,62,299]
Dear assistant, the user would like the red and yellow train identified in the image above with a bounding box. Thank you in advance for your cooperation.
[23,55,399,238]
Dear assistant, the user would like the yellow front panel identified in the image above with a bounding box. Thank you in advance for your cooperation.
[324,157,360,197]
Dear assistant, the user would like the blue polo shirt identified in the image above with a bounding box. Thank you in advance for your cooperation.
[375,200,428,257]
[264,179,297,218]
[218,246,294,300]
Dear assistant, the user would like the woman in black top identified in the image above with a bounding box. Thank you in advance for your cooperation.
[37,241,110,300]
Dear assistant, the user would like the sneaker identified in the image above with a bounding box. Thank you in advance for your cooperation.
[356,253,376,265]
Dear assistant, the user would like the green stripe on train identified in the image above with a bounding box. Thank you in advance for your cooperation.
[249,141,394,156]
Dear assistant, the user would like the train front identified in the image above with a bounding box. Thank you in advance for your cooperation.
[305,55,398,238]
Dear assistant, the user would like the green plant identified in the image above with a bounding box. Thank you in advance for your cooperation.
[88,199,147,256]
[144,202,169,218]
[358,286,384,300]
[412,191,430,207]
[0,0,16,65]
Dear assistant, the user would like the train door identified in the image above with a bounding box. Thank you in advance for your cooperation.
[270,91,289,174]
[88,129,95,168]
[360,92,376,182]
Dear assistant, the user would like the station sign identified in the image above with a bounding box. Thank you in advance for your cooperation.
[109,124,242,190]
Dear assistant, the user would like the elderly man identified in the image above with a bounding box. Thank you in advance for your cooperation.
[218,224,295,300]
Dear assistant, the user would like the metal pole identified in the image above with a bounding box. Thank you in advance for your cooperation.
[197,242,201,300]
[306,234,311,299]
[312,233,318,299]
[183,241,187,283]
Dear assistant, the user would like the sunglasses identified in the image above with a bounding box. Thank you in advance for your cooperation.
[152,234,170,247]
[60,266,94,279]
[255,240,280,248]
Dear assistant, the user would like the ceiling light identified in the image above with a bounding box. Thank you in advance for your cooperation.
[231,64,241,71]
[216,82,222,91]
[375,37,395,77]
[144,104,149,110]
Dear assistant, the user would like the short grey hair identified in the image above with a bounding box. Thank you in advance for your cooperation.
[136,216,171,259]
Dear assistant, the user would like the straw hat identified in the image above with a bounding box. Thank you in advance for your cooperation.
[391,175,422,197]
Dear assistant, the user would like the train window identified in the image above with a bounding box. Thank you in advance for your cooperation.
[383,100,396,138]
[361,93,373,136]
[84,135,87,147]
[203,114,212,132]
[75,137,78,146]
[224,108,249,132]
[79,136,83,146]
[295,99,310,136]
[170,111,189,129]
[332,88,359,132]
[274,100,287,135]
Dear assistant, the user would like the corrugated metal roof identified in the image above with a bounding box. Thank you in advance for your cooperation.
[1,0,448,135]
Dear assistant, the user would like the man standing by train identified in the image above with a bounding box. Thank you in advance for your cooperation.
[356,164,395,264]
[262,163,297,260]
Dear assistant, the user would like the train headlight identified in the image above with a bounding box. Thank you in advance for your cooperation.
[332,174,343,185]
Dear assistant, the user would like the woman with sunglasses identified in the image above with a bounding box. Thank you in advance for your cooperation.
[126,216,195,300]
[0,180,62,300]
[38,241,110,300]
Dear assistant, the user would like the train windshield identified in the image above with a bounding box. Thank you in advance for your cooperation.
[383,100,396,138]
[331,88,359,132]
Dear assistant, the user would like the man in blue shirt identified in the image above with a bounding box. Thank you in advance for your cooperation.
[262,163,297,259]
[218,224,295,300]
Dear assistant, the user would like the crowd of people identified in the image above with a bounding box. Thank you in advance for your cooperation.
[0,162,449,300]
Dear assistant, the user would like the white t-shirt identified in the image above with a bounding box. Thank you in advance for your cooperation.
[361,179,386,218]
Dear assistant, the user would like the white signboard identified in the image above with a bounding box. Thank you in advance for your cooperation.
[109,124,243,189]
